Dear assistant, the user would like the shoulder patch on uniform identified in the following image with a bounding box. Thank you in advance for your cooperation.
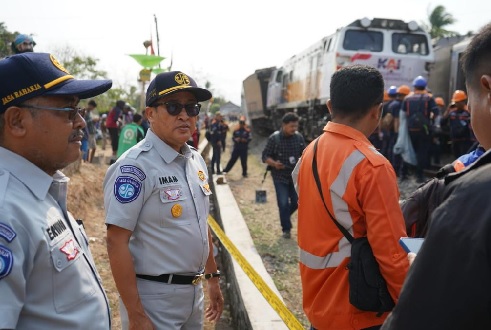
[0,245,13,280]
[114,176,142,203]
[355,144,387,167]
[0,223,16,242]
[120,165,146,181]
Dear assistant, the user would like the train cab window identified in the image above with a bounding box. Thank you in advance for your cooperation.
[343,30,383,52]
[392,33,429,55]
[276,70,283,83]
[324,38,332,52]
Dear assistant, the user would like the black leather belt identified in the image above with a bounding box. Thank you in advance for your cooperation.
[136,273,204,285]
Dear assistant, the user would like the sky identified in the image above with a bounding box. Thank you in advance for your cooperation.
[2,0,490,107]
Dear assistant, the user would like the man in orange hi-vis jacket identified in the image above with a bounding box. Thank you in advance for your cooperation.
[292,65,409,330]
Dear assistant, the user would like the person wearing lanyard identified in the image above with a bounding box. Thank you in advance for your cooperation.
[0,52,112,329]
[104,71,223,329]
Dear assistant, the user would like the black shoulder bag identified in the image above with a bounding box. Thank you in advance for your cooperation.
[312,138,394,315]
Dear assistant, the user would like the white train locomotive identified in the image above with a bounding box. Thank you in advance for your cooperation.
[242,17,434,141]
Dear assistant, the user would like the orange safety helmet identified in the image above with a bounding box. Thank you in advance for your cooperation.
[383,90,390,102]
[397,85,410,96]
[435,97,445,107]
[451,90,467,104]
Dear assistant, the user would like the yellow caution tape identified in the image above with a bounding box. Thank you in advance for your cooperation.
[208,215,305,330]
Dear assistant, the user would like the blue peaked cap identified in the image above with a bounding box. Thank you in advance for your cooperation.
[0,52,112,113]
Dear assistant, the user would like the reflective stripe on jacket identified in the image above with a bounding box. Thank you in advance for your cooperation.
[294,122,409,330]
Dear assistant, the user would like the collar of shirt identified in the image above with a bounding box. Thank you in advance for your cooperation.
[324,121,371,145]
[0,146,67,201]
[146,129,193,164]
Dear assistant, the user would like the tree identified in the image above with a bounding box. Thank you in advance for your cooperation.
[424,5,459,39]
[51,45,107,80]
[0,22,21,57]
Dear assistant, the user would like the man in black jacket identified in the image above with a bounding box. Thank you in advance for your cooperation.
[382,22,491,330]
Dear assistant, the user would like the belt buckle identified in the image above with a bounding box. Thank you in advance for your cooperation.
[191,274,203,285]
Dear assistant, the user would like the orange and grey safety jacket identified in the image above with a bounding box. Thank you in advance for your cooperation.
[293,122,409,330]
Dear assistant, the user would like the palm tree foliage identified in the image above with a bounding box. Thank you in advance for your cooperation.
[425,5,459,38]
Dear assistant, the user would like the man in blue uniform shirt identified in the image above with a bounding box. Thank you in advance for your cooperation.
[223,117,252,177]
[0,52,112,329]
[401,76,440,182]
[104,71,223,330]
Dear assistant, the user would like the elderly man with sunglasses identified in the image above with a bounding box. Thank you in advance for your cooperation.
[103,71,223,330]
[0,53,112,329]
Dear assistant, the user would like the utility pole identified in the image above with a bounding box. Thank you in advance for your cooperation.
[154,14,161,68]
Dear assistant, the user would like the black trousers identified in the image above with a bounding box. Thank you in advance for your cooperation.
[107,127,119,154]
[409,130,431,180]
[223,147,248,176]
[210,143,222,173]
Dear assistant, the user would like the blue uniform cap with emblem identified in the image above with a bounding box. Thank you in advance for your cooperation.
[0,52,112,113]
[146,71,212,106]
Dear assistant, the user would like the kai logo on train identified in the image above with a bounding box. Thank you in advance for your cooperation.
[378,58,402,71]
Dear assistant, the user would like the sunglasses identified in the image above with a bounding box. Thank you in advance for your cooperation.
[154,102,201,117]
[19,104,86,121]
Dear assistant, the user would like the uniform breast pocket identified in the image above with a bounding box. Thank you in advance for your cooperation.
[159,185,192,227]
[50,232,96,313]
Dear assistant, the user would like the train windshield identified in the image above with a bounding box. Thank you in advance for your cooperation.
[343,30,383,52]
[392,33,430,55]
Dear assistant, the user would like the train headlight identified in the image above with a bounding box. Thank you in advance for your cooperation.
[360,17,371,28]
[408,21,419,31]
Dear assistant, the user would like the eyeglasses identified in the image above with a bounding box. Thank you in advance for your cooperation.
[154,102,201,117]
[18,104,86,121]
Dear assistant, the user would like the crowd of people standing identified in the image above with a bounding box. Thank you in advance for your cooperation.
[2,22,491,330]
[375,77,475,182]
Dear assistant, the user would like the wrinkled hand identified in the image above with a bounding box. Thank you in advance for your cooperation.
[205,280,224,322]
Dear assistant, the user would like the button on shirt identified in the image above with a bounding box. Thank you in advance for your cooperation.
[0,147,111,330]
[104,129,211,275]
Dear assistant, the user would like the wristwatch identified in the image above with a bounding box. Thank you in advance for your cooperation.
[204,270,221,279]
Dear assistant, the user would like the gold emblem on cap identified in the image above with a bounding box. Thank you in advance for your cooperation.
[171,204,183,218]
[198,170,205,181]
[175,73,190,86]
[50,54,70,74]
[203,184,210,192]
